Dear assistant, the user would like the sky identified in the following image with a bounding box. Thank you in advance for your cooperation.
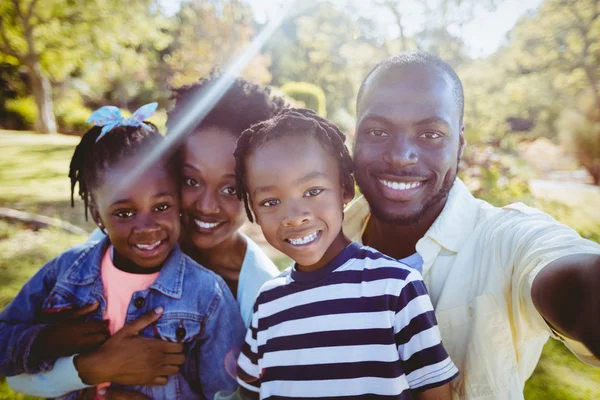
[159,0,545,58]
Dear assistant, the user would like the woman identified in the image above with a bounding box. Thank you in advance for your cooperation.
[7,73,287,398]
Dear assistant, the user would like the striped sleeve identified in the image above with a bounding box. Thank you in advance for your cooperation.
[394,270,458,391]
[236,302,261,393]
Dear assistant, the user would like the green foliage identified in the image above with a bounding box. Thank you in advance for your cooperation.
[280,81,327,117]
[54,96,92,135]
[5,97,38,128]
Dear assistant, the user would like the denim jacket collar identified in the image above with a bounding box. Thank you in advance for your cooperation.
[63,236,186,299]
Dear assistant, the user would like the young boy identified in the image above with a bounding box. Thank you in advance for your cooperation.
[233,108,458,399]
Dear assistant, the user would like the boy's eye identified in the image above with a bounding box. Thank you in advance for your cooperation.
[185,178,200,187]
[260,199,280,208]
[367,129,389,138]
[419,131,443,139]
[155,204,170,212]
[305,188,323,197]
[221,186,237,196]
[115,210,134,218]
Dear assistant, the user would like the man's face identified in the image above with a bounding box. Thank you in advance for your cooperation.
[354,65,464,224]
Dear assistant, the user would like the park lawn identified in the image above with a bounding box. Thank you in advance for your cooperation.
[0,130,599,399]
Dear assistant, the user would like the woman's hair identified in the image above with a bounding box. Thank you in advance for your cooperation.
[234,108,354,222]
[167,69,287,138]
[68,123,164,219]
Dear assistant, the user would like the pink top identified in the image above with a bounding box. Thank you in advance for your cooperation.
[96,247,159,398]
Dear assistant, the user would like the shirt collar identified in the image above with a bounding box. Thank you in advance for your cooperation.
[419,178,480,253]
[66,236,186,299]
[291,242,361,284]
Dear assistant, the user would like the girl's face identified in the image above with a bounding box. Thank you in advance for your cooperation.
[91,163,181,268]
[180,128,247,250]
[246,135,354,271]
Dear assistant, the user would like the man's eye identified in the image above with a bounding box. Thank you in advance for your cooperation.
[420,132,443,139]
[185,178,200,187]
[115,210,134,218]
[222,186,237,196]
[260,199,280,208]
[155,204,170,212]
[367,130,389,138]
[305,188,323,197]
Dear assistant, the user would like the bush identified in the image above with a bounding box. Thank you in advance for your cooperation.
[54,96,93,135]
[280,82,327,117]
[4,97,38,129]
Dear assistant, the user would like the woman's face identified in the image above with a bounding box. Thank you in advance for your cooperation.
[180,127,247,250]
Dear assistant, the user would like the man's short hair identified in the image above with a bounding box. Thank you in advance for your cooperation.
[357,51,464,124]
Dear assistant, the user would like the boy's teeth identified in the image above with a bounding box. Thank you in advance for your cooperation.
[136,241,161,251]
[195,219,221,229]
[378,179,423,191]
[287,231,319,245]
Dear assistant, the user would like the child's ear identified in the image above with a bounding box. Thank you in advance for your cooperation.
[89,204,105,231]
[342,176,356,205]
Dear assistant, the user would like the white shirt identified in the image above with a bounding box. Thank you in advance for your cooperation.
[343,178,600,399]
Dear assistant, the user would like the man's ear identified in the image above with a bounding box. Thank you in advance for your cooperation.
[458,123,466,159]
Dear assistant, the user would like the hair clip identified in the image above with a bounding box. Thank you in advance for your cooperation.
[87,102,158,142]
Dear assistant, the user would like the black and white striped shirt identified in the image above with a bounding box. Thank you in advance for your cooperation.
[237,242,458,399]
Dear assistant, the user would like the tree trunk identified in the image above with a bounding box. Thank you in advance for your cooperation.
[26,59,57,134]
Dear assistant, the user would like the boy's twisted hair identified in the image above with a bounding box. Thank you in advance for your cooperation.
[68,123,163,220]
[234,108,354,222]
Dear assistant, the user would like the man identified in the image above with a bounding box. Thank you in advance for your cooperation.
[344,51,600,399]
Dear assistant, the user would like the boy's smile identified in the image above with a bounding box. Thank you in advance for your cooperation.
[246,135,353,272]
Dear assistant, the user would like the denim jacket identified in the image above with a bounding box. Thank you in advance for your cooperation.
[0,237,246,399]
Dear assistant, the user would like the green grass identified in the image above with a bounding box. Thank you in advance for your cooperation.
[0,130,599,399]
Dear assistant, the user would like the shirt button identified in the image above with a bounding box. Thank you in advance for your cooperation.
[176,327,186,340]
[134,297,145,309]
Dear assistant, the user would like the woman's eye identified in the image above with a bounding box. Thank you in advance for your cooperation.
[420,132,443,139]
[222,186,237,196]
[185,178,200,187]
[367,129,389,138]
[260,199,280,208]
[155,204,170,212]
[115,210,134,218]
[305,188,323,197]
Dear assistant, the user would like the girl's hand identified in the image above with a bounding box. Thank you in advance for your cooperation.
[74,307,185,386]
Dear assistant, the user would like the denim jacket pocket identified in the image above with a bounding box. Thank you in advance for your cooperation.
[39,287,76,316]
[152,313,203,343]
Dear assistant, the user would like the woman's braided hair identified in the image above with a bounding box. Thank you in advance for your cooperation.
[68,123,163,220]
[234,108,354,222]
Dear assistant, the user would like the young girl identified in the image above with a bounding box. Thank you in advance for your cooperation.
[0,104,245,400]
[234,108,458,399]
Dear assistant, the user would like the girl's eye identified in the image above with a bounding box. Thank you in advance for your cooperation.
[155,204,170,212]
[367,129,389,138]
[221,186,237,196]
[305,188,323,197]
[260,199,280,208]
[420,132,443,139]
[185,178,200,187]
[115,210,134,218]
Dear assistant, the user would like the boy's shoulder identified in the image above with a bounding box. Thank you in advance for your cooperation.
[346,244,423,282]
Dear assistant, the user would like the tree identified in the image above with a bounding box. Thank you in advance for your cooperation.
[0,0,170,133]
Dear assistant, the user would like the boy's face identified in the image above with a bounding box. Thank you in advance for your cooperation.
[91,164,181,268]
[246,135,353,271]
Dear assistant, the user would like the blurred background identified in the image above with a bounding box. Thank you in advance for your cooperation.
[1,0,599,398]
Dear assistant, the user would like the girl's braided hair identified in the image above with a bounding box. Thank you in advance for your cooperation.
[234,108,354,222]
[68,123,163,220]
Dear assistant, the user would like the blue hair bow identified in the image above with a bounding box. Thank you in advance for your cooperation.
[87,102,158,142]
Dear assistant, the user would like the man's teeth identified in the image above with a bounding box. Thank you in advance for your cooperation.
[287,231,319,246]
[379,179,423,191]
[195,219,221,229]
[136,241,161,251]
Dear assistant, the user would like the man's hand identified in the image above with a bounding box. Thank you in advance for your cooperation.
[74,307,185,386]
[31,302,109,360]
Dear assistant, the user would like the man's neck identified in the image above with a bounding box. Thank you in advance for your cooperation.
[362,204,444,260]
